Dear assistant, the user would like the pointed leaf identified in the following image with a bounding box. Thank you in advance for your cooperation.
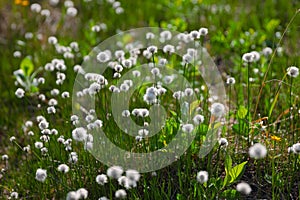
[20,56,34,77]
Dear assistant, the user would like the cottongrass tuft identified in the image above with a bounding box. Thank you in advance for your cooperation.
[210,103,225,118]
[292,143,300,154]
[236,182,252,195]
[182,124,194,133]
[126,169,141,182]
[107,166,123,179]
[218,138,228,147]
[196,170,208,184]
[249,143,267,159]
[15,88,25,98]
[57,164,70,173]
[287,66,299,78]
[35,168,47,182]
[96,174,108,185]
[115,189,127,199]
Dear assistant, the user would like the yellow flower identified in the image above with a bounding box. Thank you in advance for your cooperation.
[21,0,29,6]
[14,0,22,5]
[270,135,281,142]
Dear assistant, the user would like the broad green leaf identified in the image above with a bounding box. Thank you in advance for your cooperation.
[237,106,247,119]
[223,153,232,187]
[20,56,34,77]
[228,161,247,183]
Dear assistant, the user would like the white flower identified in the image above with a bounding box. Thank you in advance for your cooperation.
[10,191,19,199]
[10,136,16,142]
[118,176,131,189]
[236,182,252,195]
[163,44,175,54]
[77,188,88,199]
[38,120,49,130]
[15,88,25,98]
[66,7,78,17]
[96,174,108,185]
[182,124,194,133]
[122,110,130,117]
[69,152,78,164]
[242,53,254,63]
[190,30,200,39]
[218,138,228,146]
[262,47,272,57]
[249,143,267,159]
[251,51,260,62]
[226,77,236,85]
[183,54,192,64]
[115,189,127,199]
[31,3,41,13]
[138,129,149,137]
[35,168,47,182]
[13,51,22,58]
[151,68,160,76]
[160,30,172,41]
[132,70,141,77]
[99,197,109,200]
[62,91,70,98]
[126,169,140,184]
[57,164,70,173]
[210,103,225,118]
[287,66,299,78]
[184,88,194,96]
[199,27,208,36]
[193,114,204,125]
[49,0,59,6]
[72,127,87,142]
[196,170,208,184]
[66,191,79,200]
[173,91,184,100]
[2,154,8,160]
[35,141,43,149]
[47,106,56,114]
[292,143,300,154]
[146,32,155,40]
[97,51,111,63]
[50,88,60,96]
[107,166,123,179]
[147,45,158,54]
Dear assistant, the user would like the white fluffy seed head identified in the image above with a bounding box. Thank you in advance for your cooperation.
[35,168,47,182]
[210,103,225,118]
[115,189,127,199]
[107,166,123,179]
[287,66,299,78]
[196,170,208,184]
[249,143,267,159]
[182,124,194,133]
[96,174,108,185]
[236,182,252,195]
[126,169,141,182]
[57,164,70,173]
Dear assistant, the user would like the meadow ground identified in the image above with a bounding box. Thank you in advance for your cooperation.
[0,0,299,199]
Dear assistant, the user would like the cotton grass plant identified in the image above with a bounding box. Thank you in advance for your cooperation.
[0,0,300,199]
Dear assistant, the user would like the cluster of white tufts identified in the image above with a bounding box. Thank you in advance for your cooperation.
[66,188,88,200]
[104,166,140,198]
[242,51,260,63]
[107,0,124,14]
